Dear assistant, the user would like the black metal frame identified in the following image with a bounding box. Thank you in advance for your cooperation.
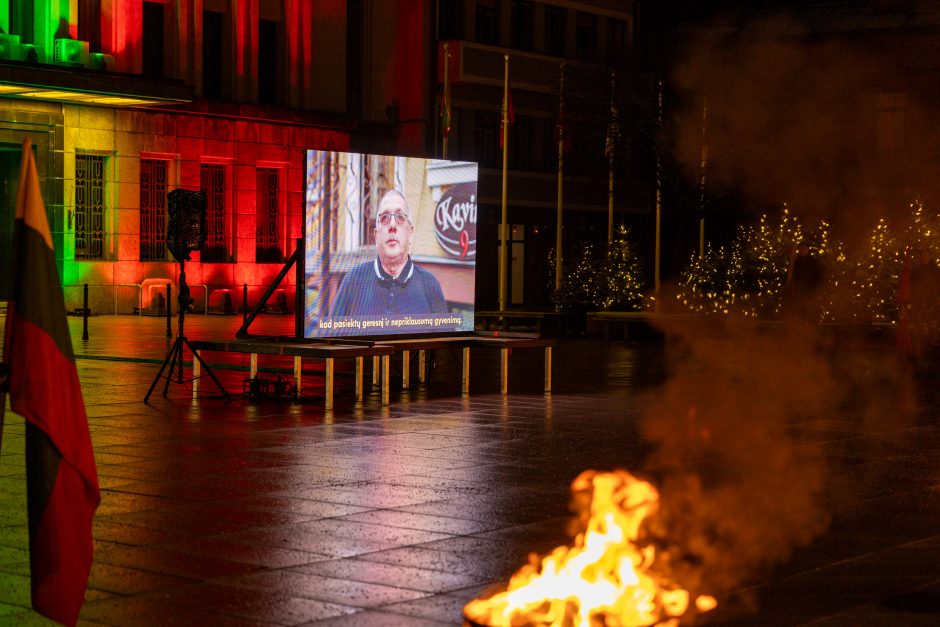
[237,237,304,339]
[145,260,230,402]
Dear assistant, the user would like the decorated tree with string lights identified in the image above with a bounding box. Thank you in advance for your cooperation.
[899,201,940,348]
[546,246,558,299]
[901,200,940,259]
[824,202,940,324]
[594,225,647,311]
[678,200,940,324]
[819,239,852,322]
[551,242,600,313]
[845,218,903,323]
[551,226,648,312]
[677,208,830,318]
[676,243,740,315]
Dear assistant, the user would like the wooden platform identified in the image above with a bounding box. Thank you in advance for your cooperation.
[189,339,394,410]
[189,334,554,407]
[376,334,554,396]
[465,335,554,395]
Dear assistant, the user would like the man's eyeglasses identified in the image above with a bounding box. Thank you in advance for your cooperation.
[377,212,410,226]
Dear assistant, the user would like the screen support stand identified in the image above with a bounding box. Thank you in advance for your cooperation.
[146,261,230,403]
[237,238,304,339]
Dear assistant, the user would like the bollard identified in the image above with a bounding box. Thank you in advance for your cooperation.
[243,283,248,325]
[166,284,172,338]
[82,283,89,340]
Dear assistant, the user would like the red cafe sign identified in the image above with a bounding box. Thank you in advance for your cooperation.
[434,182,477,259]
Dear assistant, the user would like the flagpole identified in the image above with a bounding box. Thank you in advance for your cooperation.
[654,80,663,312]
[555,62,565,298]
[698,95,708,258]
[499,53,509,312]
[442,42,450,159]
[607,70,615,244]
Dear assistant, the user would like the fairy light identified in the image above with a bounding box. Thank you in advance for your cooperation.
[844,217,901,323]
[678,207,826,317]
[560,201,940,324]
[595,225,647,311]
[815,201,940,324]
[551,225,649,312]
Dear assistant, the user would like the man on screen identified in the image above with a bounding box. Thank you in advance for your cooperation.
[330,189,449,317]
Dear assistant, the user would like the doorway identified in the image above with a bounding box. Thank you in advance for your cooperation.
[510,224,524,305]
[0,143,25,301]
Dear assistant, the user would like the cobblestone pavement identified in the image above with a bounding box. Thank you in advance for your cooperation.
[1,314,938,625]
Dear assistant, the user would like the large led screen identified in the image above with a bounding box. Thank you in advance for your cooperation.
[304,150,478,338]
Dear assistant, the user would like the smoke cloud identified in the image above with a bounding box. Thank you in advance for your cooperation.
[635,308,927,610]
[627,5,937,609]
[671,12,940,241]
[639,317,836,595]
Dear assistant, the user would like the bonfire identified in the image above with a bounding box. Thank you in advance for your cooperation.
[464,470,716,627]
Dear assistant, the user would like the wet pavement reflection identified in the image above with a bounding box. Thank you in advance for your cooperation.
[0,314,937,625]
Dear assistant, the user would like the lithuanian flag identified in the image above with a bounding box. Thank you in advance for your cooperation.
[2,138,100,626]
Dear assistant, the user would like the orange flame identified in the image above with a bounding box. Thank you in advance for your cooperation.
[464,470,716,627]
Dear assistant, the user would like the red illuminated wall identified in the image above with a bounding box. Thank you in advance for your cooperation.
[394,0,432,154]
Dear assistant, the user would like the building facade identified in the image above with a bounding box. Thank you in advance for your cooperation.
[0,0,641,316]
[432,0,644,308]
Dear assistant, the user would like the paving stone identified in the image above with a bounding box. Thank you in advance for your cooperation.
[0,315,936,625]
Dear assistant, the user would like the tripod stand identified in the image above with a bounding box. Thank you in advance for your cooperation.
[145,261,229,403]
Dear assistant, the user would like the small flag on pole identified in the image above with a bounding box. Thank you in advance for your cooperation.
[440,93,452,139]
[441,43,452,140]
[605,103,620,160]
[605,71,620,160]
[554,104,571,155]
[3,138,100,626]
[499,90,515,151]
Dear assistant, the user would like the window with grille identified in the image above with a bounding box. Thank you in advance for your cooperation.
[140,159,168,261]
[143,1,165,78]
[508,115,551,173]
[474,110,498,168]
[203,10,224,98]
[75,154,105,260]
[511,1,532,51]
[575,12,597,60]
[607,18,626,65]
[545,6,566,56]
[10,0,35,44]
[438,0,461,39]
[255,167,282,262]
[475,1,498,45]
[78,0,102,51]
[346,6,363,117]
[258,19,280,105]
[200,163,228,262]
